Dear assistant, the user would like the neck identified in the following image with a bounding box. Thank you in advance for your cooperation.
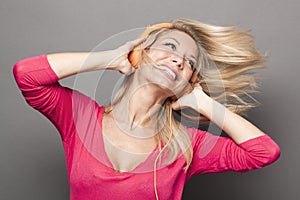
[111,76,170,138]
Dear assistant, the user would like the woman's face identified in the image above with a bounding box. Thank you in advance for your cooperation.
[138,30,199,97]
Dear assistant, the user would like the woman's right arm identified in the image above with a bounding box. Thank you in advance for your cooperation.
[47,37,145,79]
[13,38,144,142]
[13,54,79,142]
[47,51,114,79]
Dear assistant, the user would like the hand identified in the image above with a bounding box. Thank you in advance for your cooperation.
[171,83,211,113]
[106,37,145,75]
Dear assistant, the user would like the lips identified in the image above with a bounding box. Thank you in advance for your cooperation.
[155,65,177,81]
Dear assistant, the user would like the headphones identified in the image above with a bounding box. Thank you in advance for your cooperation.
[128,23,199,85]
[128,23,173,67]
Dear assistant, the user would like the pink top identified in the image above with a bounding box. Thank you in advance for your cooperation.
[13,54,280,200]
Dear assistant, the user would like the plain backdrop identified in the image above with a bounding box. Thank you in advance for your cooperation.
[1,0,299,199]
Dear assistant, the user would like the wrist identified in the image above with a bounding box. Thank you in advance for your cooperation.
[195,92,215,116]
[92,51,116,70]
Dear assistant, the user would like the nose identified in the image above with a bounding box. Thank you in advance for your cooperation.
[170,55,184,69]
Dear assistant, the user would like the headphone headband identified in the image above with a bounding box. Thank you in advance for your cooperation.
[128,23,173,67]
[128,22,199,83]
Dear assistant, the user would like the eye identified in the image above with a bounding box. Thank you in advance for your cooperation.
[164,42,176,51]
[186,59,195,69]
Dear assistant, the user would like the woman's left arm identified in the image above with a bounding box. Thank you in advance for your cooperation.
[173,83,280,176]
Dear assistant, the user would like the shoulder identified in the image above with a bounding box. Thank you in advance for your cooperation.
[183,125,210,147]
[183,125,207,139]
[71,90,105,119]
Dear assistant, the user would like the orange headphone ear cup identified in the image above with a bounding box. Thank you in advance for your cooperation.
[128,23,173,68]
[128,46,140,68]
[190,74,199,83]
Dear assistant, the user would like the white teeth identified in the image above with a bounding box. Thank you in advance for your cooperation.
[159,65,176,80]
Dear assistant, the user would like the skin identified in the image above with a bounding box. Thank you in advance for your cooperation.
[112,30,198,130]
[47,29,265,172]
[101,30,199,171]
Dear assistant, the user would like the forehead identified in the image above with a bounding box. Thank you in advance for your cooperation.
[156,30,198,54]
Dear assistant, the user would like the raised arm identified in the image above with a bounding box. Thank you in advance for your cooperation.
[173,83,270,144]
[47,37,145,79]
[173,83,280,175]
[13,38,144,142]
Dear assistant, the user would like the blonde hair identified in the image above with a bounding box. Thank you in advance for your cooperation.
[105,18,266,170]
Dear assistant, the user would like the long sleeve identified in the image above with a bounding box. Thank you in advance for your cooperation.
[13,54,97,143]
[186,128,280,178]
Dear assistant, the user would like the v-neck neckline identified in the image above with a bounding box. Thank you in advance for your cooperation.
[99,106,161,174]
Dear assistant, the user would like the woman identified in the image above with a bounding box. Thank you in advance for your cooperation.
[13,18,280,200]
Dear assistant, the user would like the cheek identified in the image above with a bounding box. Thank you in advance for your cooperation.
[147,48,171,62]
[181,70,193,81]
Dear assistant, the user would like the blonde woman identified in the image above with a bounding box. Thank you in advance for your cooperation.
[13,18,280,200]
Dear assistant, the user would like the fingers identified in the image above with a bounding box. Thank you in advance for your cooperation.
[171,99,190,111]
[171,101,180,110]
[126,37,146,50]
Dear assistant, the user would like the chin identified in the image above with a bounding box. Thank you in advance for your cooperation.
[139,67,190,96]
[153,80,189,98]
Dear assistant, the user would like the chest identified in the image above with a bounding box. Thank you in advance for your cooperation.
[102,112,158,173]
[69,145,187,200]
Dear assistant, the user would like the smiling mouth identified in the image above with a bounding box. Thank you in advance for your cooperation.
[155,65,177,80]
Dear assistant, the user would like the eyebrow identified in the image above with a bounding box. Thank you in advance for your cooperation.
[167,37,180,45]
[163,37,197,61]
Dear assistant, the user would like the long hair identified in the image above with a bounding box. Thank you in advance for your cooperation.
[105,18,266,170]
